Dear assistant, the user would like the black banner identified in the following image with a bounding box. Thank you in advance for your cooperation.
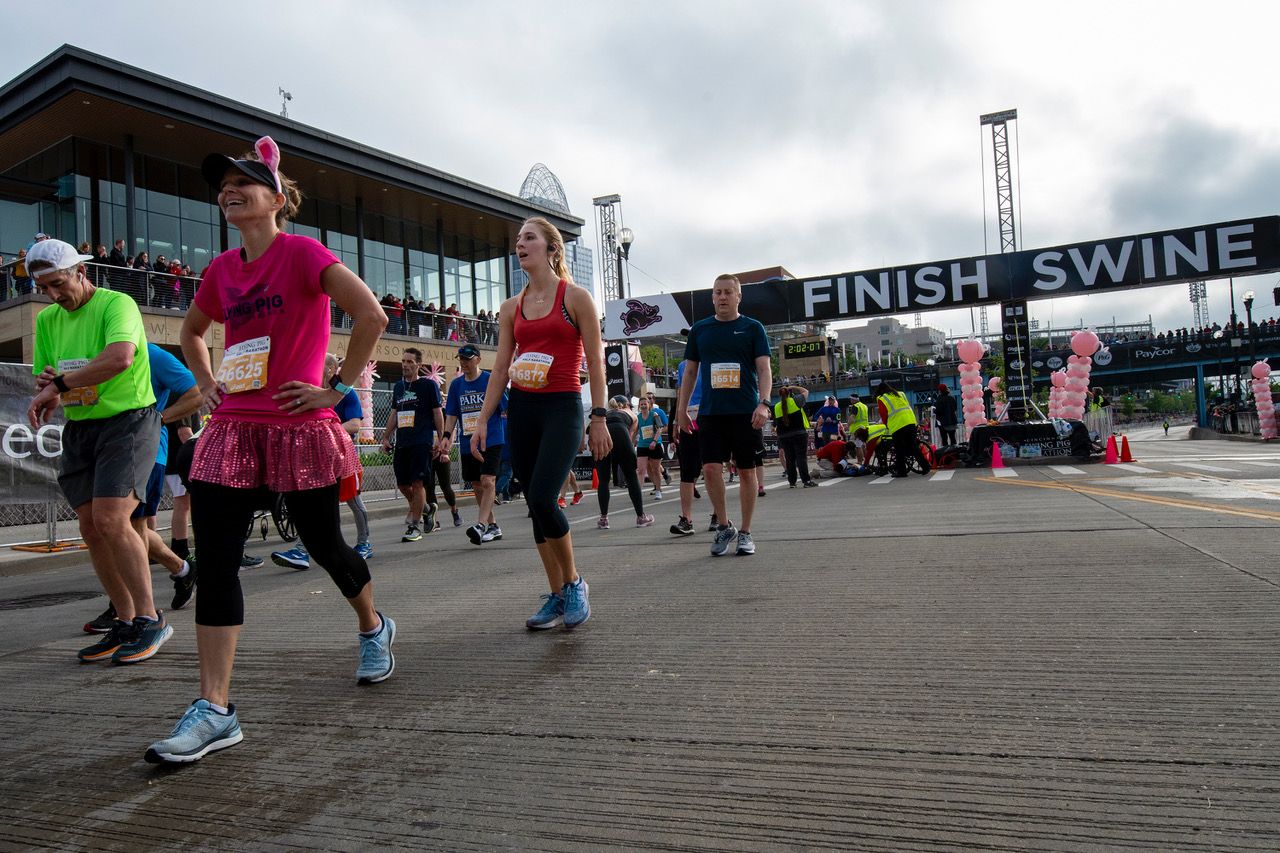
[604,344,627,400]
[615,217,1280,329]
[1000,300,1031,420]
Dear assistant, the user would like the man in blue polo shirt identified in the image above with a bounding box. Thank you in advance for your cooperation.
[677,273,772,557]
[440,343,507,545]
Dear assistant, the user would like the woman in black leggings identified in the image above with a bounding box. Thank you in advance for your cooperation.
[473,217,611,631]
[595,396,653,529]
[147,136,393,766]
[427,447,461,528]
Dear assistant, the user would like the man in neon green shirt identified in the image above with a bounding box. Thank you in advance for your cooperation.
[26,239,171,666]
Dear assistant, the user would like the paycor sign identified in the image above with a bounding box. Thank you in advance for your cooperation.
[603,217,1280,338]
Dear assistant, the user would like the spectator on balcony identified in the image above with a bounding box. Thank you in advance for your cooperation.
[13,248,31,295]
[445,303,460,341]
[108,239,128,268]
[380,293,401,334]
[404,295,424,337]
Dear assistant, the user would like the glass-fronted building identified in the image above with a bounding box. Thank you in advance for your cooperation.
[0,45,582,366]
[509,240,594,297]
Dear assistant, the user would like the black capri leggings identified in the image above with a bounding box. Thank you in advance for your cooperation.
[427,455,455,508]
[595,421,644,517]
[190,480,371,627]
[507,389,584,544]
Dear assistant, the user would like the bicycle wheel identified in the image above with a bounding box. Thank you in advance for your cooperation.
[272,493,297,542]
[909,441,935,474]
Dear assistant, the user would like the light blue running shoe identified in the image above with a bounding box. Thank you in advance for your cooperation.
[562,577,590,629]
[356,612,396,684]
[271,546,310,570]
[353,542,374,560]
[145,699,243,764]
[525,592,564,630]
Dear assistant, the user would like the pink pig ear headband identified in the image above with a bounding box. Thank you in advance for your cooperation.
[200,135,283,194]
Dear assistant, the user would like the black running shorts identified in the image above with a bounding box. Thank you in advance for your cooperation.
[695,414,762,470]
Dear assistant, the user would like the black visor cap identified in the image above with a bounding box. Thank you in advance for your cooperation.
[201,153,278,192]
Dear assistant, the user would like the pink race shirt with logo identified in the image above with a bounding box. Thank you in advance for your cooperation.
[194,233,339,424]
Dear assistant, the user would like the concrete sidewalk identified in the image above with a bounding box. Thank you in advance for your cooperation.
[1,457,1277,850]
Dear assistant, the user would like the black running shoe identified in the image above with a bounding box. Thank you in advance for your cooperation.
[670,517,695,536]
[171,564,197,611]
[707,513,719,532]
[423,503,438,534]
[239,554,264,570]
[84,604,117,634]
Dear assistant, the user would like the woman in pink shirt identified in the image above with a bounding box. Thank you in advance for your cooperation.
[145,137,392,765]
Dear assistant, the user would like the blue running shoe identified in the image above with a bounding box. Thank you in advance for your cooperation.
[356,612,396,684]
[353,542,374,560]
[271,546,310,570]
[113,614,173,665]
[526,592,564,630]
[710,524,738,557]
[562,577,590,629]
[145,699,243,764]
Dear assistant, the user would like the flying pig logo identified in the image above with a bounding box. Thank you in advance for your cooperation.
[620,299,662,335]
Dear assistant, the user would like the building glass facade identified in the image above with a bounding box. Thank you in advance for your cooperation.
[0,137,509,308]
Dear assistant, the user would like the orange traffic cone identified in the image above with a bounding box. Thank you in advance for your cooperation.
[591,469,599,489]
[1104,434,1119,464]
[990,441,1005,469]
[1120,435,1135,463]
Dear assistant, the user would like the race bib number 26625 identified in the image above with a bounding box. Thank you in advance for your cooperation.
[216,336,270,393]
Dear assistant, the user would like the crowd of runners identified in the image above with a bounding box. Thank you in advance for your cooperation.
[26,134,926,768]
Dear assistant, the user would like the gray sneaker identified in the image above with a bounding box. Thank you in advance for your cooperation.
[736,531,756,555]
[710,524,738,557]
[145,699,243,764]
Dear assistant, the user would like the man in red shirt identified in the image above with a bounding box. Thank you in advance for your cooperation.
[814,437,853,476]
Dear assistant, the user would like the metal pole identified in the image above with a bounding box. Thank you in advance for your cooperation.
[46,500,56,548]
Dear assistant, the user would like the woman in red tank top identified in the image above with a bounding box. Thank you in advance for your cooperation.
[474,217,611,630]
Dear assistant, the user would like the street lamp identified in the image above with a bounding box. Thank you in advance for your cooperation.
[616,227,634,299]
[827,332,840,399]
[1244,289,1256,367]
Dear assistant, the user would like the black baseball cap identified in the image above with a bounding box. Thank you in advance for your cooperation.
[456,344,480,359]
[201,153,280,193]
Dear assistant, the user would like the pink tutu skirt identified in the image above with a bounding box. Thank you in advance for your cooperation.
[190,418,359,492]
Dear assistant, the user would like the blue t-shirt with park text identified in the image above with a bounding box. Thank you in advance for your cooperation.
[683,315,770,417]
[445,370,507,454]
[334,389,362,423]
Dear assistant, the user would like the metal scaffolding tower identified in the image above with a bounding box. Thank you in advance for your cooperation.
[593,194,625,302]
[981,109,1019,253]
[1189,280,1208,328]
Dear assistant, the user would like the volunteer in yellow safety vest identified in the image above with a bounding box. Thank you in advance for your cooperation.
[846,394,870,466]
[875,381,932,478]
[772,385,817,488]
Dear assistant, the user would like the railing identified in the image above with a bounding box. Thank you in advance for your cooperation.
[0,261,501,344]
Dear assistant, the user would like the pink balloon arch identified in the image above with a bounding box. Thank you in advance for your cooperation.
[1251,361,1276,439]
[957,339,986,438]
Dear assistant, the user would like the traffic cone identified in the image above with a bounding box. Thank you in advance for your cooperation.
[1104,435,1119,464]
[591,469,599,489]
[1120,435,1135,463]
[990,441,1005,469]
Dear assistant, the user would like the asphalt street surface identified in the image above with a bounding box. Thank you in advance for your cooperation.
[1,426,1277,851]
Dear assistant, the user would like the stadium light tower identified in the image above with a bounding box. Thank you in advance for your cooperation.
[593,194,630,302]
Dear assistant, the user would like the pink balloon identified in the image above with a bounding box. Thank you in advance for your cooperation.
[1068,354,1081,365]
[986,377,1000,392]
[1050,371,1067,388]
[1077,356,1092,368]
[1071,330,1100,357]
[956,340,984,363]
[1252,361,1272,379]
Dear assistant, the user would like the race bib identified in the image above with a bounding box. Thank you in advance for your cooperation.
[640,424,654,441]
[216,336,269,393]
[397,410,416,429]
[510,352,554,391]
[56,359,98,407]
[462,410,481,433]
[710,363,741,390]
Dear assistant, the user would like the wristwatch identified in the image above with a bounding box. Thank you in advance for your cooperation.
[52,374,70,393]
[590,407,608,419]
[759,399,772,407]
[328,375,354,395]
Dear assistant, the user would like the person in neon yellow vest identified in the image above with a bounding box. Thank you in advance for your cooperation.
[846,394,870,467]
[875,381,931,478]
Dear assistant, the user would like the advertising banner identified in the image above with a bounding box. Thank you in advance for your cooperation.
[0,363,64,504]
[1000,300,1031,420]
[604,216,1280,338]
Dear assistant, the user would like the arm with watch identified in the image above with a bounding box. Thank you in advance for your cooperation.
[29,341,141,428]
[751,353,773,429]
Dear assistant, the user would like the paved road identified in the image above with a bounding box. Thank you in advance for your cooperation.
[1,434,1278,851]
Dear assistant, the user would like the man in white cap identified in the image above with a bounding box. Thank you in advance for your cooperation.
[25,239,171,665]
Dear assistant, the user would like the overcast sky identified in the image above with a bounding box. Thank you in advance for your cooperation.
[7,1,1279,338]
